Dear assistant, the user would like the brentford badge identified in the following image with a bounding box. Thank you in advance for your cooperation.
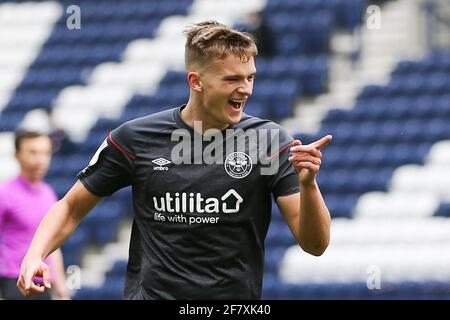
[224,152,252,179]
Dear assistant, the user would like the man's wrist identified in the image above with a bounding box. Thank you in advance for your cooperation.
[299,177,318,190]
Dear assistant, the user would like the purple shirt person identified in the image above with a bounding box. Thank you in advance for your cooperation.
[0,176,56,277]
[0,130,70,300]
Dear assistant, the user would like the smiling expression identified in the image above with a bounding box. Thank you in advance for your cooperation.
[193,54,256,130]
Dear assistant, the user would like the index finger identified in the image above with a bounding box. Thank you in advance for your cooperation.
[310,134,332,150]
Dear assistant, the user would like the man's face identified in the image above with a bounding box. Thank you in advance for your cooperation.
[197,54,256,127]
[15,136,52,183]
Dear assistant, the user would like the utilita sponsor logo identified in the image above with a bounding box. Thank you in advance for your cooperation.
[153,189,243,214]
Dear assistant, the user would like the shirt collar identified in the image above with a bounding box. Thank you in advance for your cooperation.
[16,175,43,193]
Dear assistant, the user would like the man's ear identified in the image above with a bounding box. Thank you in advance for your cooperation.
[187,72,203,92]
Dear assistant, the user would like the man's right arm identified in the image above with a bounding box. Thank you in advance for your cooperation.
[17,180,102,296]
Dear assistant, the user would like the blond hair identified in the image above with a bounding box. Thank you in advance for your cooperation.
[183,20,258,70]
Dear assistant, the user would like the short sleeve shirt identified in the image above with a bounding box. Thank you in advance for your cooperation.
[78,106,299,299]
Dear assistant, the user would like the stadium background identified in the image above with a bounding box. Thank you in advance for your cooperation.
[1,0,450,299]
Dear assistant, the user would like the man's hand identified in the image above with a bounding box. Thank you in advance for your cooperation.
[16,257,52,297]
[288,135,332,187]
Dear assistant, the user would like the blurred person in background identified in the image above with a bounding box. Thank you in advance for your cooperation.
[17,21,331,300]
[0,130,70,300]
[242,11,275,57]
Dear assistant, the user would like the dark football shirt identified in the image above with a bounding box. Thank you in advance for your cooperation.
[78,105,299,299]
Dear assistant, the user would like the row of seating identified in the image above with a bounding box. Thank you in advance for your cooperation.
[327,95,450,122]
[263,276,450,299]
[328,217,450,245]
[324,143,428,169]
[317,168,392,194]
[74,257,450,300]
[17,67,85,90]
[320,120,450,145]
[33,45,125,67]
[265,0,365,29]
[392,51,450,76]
[56,1,190,22]
[268,12,333,55]
[359,77,450,98]
[45,21,161,45]
[74,276,125,300]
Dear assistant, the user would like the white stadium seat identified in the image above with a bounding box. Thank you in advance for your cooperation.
[280,243,450,284]
[427,140,450,165]
[353,191,439,218]
[391,165,450,199]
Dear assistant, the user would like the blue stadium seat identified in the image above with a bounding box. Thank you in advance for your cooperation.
[334,0,365,29]
[265,221,296,249]
[435,203,450,217]
[82,200,124,244]
[358,84,384,99]
[74,277,124,300]
[61,225,90,267]
[264,247,286,274]
[244,101,270,119]
[106,260,128,278]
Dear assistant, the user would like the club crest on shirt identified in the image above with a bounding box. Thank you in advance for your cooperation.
[224,152,252,179]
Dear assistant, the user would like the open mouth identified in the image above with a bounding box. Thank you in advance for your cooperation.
[228,99,244,110]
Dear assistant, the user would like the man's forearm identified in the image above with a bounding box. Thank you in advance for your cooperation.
[298,179,331,256]
[25,181,100,261]
[26,199,80,261]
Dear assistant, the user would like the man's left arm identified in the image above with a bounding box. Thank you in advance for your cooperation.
[276,135,332,256]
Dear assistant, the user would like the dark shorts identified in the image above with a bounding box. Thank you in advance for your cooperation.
[0,277,52,300]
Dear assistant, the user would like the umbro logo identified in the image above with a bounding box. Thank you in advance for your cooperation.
[152,158,171,166]
[152,158,171,171]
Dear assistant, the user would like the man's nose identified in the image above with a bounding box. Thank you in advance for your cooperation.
[237,80,253,96]
[36,154,50,166]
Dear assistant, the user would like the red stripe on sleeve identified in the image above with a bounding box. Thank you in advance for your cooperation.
[108,132,136,160]
[266,141,295,161]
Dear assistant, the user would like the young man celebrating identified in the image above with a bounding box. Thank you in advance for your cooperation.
[17,21,332,299]
[0,130,70,299]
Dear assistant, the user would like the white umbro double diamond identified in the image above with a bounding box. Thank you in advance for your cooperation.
[152,158,171,166]
[152,158,171,171]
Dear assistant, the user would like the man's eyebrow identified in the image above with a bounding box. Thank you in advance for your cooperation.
[222,72,256,79]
